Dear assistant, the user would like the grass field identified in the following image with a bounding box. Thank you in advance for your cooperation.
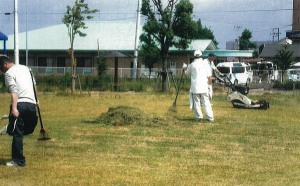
[0,90,299,186]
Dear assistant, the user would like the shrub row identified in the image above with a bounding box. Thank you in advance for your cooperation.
[0,73,191,93]
[273,80,300,90]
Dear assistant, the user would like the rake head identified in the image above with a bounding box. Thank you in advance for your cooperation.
[38,128,51,141]
[168,104,177,113]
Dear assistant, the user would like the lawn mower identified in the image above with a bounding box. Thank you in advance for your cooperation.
[215,73,269,110]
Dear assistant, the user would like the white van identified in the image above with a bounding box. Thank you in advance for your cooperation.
[287,62,300,81]
[216,62,252,85]
[257,61,279,82]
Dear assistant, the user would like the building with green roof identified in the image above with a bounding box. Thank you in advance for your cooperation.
[3,21,253,76]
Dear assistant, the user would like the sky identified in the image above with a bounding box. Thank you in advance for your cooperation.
[0,0,293,50]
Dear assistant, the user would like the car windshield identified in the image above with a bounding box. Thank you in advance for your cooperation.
[218,67,230,73]
[289,70,300,74]
[290,66,300,69]
[232,67,245,73]
[259,63,273,70]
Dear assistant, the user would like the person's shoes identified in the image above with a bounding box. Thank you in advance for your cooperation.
[207,119,214,122]
[6,161,22,167]
[0,124,7,135]
[1,114,9,119]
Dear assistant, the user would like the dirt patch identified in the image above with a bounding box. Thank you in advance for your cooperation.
[97,106,178,127]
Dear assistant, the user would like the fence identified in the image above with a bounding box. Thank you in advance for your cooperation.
[30,67,98,76]
[30,67,160,77]
[29,67,298,83]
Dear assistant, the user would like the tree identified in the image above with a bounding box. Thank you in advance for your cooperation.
[194,19,219,48]
[140,0,197,92]
[139,32,161,80]
[252,50,259,58]
[96,56,108,78]
[62,0,99,93]
[274,45,295,81]
[239,28,257,50]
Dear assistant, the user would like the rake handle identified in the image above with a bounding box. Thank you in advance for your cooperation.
[29,69,44,129]
[174,69,184,105]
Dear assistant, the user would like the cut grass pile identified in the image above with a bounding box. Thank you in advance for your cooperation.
[97,106,179,127]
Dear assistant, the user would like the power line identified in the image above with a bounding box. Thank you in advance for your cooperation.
[1,12,137,15]
[194,8,292,14]
[1,8,293,15]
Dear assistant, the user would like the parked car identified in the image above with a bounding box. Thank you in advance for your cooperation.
[287,62,300,81]
[216,62,252,85]
[257,61,279,83]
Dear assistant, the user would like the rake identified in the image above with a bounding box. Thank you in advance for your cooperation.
[29,69,51,141]
[169,69,184,113]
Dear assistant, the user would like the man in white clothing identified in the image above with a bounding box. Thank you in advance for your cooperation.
[183,50,214,121]
[0,55,39,167]
[205,52,222,101]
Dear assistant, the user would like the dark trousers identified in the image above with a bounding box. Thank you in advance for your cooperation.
[10,102,36,166]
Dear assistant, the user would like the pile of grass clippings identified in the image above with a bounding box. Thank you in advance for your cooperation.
[97,106,178,127]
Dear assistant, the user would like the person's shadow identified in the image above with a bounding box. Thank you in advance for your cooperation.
[0,157,11,166]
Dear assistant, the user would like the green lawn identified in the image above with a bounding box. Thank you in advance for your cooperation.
[0,91,299,185]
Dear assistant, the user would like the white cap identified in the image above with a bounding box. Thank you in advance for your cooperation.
[194,49,202,57]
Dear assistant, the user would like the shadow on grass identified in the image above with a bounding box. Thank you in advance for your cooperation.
[166,105,196,122]
[166,104,226,123]
[0,157,11,166]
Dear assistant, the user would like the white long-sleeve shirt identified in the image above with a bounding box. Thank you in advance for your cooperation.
[185,58,211,94]
[5,65,36,104]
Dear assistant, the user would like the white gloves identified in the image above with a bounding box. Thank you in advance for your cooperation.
[208,85,212,91]
[182,63,187,68]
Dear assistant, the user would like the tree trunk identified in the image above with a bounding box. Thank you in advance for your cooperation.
[161,55,169,92]
[71,49,76,93]
[71,32,76,94]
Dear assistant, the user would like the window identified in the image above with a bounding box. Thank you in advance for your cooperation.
[57,57,71,73]
[19,57,35,66]
[170,62,176,69]
[76,57,92,67]
[57,57,70,67]
[218,67,230,74]
[232,67,245,73]
[38,57,53,73]
[75,57,92,74]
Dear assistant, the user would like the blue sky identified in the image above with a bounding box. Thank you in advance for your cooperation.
[0,0,293,49]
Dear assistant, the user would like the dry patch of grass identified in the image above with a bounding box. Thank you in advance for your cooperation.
[0,92,299,185]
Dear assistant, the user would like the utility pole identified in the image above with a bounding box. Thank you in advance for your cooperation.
[26,0,28,66]
[234,25,242,50]
[14,0,19,65]
[277,28,281,42]
[270,28,281,43]
[133,0,141,79]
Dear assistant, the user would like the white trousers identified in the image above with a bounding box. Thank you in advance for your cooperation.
[190,84,212,108]
[208,84,212,101]
[192,93,214,121]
